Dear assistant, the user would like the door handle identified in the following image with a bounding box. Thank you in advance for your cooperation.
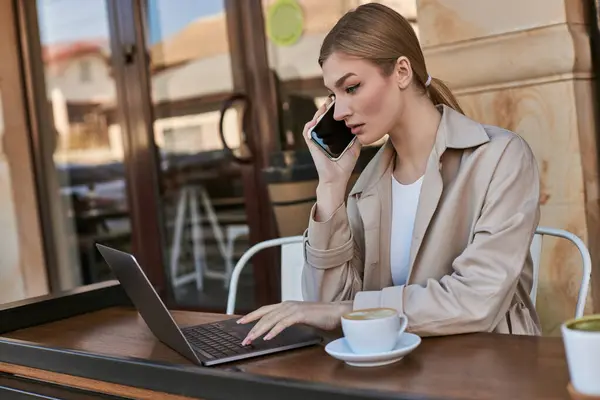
[123,44,136,64]
[218,93,253,164]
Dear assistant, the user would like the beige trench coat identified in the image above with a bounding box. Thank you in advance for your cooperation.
[301,105,542,336]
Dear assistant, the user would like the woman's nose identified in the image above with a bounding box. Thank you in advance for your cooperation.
[333,102,351,121]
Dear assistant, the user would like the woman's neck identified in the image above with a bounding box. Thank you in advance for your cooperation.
[389,96,442,184]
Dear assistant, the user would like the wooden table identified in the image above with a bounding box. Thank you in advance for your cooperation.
[0,301,571,400]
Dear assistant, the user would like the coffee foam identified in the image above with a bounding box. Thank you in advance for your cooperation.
[345,308,396,320]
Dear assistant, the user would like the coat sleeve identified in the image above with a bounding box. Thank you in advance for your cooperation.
[301,201,364,302]
[353,136,541,336]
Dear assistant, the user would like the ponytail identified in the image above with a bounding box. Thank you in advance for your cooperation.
[427,77,464,114]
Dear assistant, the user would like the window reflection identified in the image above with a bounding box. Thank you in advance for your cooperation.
[147,0,254,310]
[37,0,129,291]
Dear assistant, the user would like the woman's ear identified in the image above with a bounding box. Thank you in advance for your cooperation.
[395,56,412,90]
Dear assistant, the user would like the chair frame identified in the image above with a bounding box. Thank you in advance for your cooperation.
[226,236,304,315]
[531,227,591,319]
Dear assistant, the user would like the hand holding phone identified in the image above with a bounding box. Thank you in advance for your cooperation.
[308,100,357,161]
[303,98,361,187]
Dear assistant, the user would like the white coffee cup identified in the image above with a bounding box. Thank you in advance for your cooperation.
[561,315,600,396]
[341,307,408,354]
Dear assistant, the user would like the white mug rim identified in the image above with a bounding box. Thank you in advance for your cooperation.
[562,314,600,336]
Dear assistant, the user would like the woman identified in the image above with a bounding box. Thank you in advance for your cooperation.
[238,3,541,344]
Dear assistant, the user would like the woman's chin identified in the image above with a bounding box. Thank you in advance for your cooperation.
[356,132,385,147]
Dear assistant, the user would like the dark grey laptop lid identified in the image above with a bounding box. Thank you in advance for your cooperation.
[96,244,201,364]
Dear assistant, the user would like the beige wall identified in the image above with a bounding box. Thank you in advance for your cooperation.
[0,0,48,303]
[417,0,598,335]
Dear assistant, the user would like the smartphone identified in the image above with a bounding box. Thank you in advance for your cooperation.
[308,100,356,161]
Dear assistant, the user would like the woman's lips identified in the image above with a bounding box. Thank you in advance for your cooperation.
[350,124,364,135]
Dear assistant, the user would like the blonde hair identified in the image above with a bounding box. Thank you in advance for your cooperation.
[318,3,463,113]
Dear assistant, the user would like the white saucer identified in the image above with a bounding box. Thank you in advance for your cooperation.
[324,332,421,367]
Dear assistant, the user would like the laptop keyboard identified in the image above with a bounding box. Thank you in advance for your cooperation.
[183,323,254,359]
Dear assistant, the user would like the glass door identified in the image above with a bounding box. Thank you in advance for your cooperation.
[18,0,134,293]
[140,0,282,312]
[145,0,249,311]
[22,0,284,311]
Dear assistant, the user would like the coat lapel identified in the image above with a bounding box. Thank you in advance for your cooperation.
[377,161,394,288]
[356,193,380,289]
[352,141,395,289]
[407,148,443,281]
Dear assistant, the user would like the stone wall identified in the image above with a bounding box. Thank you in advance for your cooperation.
[418,0,598,335]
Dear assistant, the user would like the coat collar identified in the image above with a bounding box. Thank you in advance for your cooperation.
[349,105,490,197]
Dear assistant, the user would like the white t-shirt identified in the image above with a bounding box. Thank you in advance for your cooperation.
[390,175,424,286]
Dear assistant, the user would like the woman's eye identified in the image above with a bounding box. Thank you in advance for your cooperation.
[346,84,360,94]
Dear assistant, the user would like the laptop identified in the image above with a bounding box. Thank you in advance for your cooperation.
[96,244,322,366]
